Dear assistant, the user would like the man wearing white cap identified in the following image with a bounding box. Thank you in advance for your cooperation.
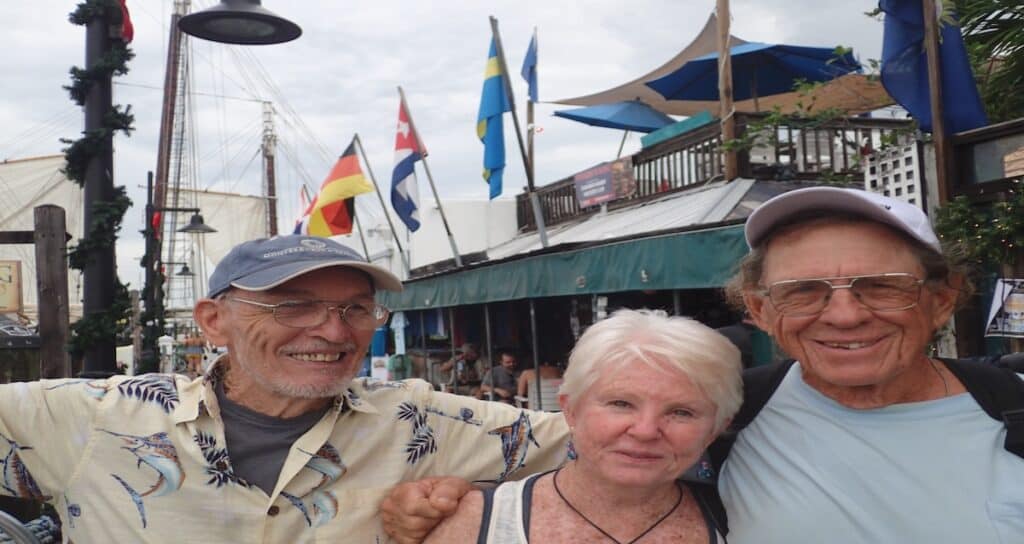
[0,235,568,542]
[718,186,1023,543]
[381,187,1024,544]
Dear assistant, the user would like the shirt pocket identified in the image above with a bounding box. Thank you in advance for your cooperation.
[988,500,1024,544]
[314,486,392,543]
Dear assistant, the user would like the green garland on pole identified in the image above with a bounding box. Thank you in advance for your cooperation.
[62,0,135,360]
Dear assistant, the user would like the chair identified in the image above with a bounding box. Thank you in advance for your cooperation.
[515,378,562,412]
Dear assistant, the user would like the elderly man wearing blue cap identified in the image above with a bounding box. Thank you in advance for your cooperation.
[0,235,569,542]
[381,187,1024,544]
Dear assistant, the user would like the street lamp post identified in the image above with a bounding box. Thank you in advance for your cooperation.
[140,172,216,374]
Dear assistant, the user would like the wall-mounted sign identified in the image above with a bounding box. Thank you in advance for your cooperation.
[573,157,637,208]
[0,261,22,313]
[986,278,1024,338]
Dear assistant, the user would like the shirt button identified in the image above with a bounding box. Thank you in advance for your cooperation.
[267,505,280,516]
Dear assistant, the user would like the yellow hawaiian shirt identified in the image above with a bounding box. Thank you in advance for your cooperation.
[0,360,569,542]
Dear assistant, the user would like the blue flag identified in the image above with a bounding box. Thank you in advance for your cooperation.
[477,38,511,200]
[879,0,987,134]
[521,31,538,103]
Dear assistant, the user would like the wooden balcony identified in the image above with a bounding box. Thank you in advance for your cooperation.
[517,112,915,231]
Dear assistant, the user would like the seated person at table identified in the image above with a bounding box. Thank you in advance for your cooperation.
[516,360,564,408]
[477,350,520,403]
[422,309,742,543]
[436,342,487,394]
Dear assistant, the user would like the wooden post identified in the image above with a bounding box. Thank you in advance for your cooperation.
[922,0,951,204]
[34,205,71,379]
[717,0,738,180]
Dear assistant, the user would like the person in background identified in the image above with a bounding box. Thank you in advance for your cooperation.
[422,309,741,543]
[516,360,564,409]
[715,316,758,368]
[477,350,520,403]
[437,342,488,395]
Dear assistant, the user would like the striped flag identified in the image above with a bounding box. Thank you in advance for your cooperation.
[390,98,423,232]
[301,140,373,236]
[477,38,511,200]
[292,185,314,234]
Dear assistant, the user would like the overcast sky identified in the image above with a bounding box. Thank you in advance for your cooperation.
[1,1,884,287]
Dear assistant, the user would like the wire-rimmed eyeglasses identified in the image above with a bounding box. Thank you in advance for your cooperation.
[758,273,925,317]
[226,297,389,330]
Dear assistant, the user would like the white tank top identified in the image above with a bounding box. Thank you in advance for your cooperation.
[477,471,725,543]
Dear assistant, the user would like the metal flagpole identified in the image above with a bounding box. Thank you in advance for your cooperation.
[353,133,412,275]
[489,16,549,248]
[398,86,463,267]
[529,298,542,410]
[351,212,371,261]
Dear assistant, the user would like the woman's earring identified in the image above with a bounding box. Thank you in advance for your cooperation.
[566,435,577,461]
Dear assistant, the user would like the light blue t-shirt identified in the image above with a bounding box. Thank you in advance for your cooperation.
[720,363,1024,544]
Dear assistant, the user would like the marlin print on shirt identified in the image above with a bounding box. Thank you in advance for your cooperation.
[0,431,48,500]
[101,430,184,528]
[486,411,539,482]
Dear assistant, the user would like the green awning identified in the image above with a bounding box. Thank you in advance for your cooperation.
[379,224,747,311]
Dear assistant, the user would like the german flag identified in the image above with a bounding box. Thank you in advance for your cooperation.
[304,140,373,236]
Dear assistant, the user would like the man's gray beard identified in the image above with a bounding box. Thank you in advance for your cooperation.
[269,380,351,399]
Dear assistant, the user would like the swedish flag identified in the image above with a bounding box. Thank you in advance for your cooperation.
[477,38,511,199]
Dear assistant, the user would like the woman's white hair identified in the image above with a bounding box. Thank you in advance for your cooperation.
[559,308,743,433]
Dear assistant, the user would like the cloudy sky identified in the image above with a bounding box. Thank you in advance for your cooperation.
[1,1,883,287]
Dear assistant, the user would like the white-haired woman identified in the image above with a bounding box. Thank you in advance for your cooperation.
[422,309,742,544]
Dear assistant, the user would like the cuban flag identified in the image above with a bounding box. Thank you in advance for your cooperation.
[292,185,313,234]
[390,100,423,231]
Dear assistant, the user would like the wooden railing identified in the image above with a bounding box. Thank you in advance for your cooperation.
[517,113,915,231]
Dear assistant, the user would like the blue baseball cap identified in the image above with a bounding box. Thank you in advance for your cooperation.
[206,236,402,298]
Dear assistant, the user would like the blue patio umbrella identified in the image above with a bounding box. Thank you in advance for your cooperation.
[646,42,861,110]
[553,99,675,157]
[553,99,675,134]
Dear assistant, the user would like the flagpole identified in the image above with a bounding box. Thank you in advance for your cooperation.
[717,0,738,181]
[489,15,549,248]
[398,86,463,268]
[922,0,951,205]
[526,27,536,198]
[353,133,412,276]
[351,211,372,261]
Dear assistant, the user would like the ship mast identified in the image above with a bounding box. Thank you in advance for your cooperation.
[261,101,279,236]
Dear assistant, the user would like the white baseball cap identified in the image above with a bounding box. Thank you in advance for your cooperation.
[745,187,941,253]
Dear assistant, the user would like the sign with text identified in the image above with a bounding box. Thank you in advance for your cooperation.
[0,261,23,313]
[573,157,637,208]
[986,278,1024,338]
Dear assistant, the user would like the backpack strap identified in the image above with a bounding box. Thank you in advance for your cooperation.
[940,357,1024,458]
[707,360,796,471]
[701,359,797,536]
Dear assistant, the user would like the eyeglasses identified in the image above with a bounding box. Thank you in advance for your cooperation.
[759,273,925,317]
[226,297,389,330]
